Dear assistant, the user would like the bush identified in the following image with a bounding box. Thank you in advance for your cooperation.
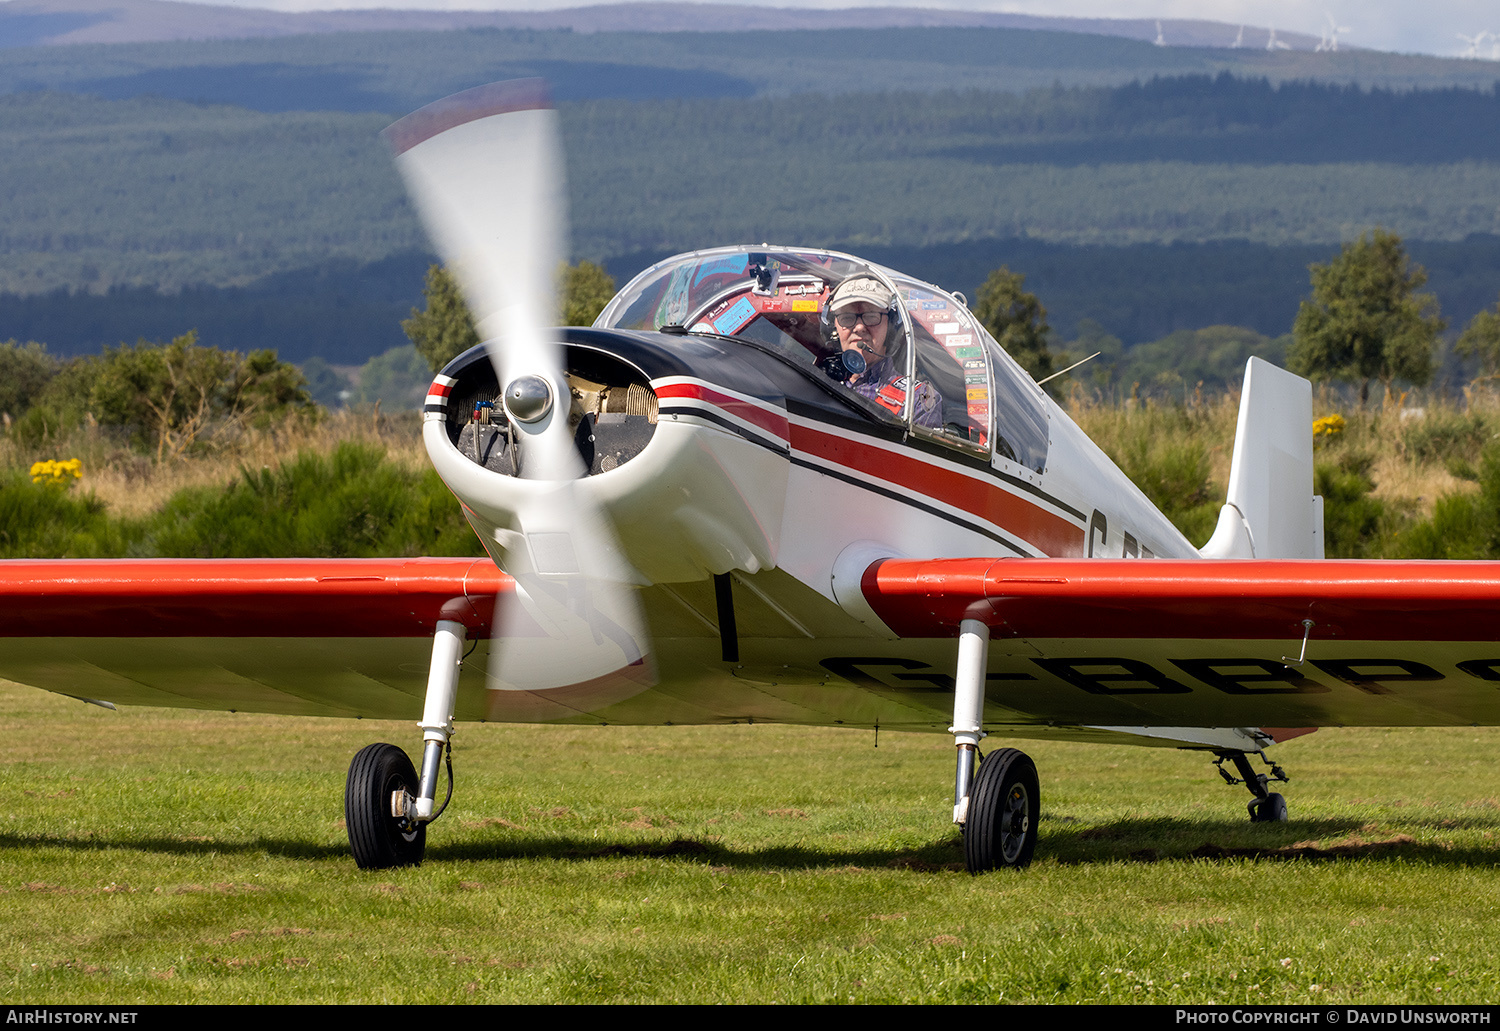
[1397,442,1500,559]
[1316,451,1404,558]
[0,470,135,558]
[142,441,483,558]
[0,340,58,420]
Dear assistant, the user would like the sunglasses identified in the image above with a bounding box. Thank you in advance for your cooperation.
[834,311,888,329]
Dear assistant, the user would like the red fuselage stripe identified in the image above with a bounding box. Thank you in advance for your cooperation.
[654,380,1084,556]
[791,423,1085,556]
[653,382,791,442]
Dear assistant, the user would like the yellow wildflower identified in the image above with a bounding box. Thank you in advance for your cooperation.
[1312,414,1345,444]
[29,458,83,486]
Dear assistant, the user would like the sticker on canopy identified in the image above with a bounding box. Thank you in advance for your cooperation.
[692,255,748,286]
[920,300,947,310]
[968,401,990,417]
[792,299,820,311]
[904,288,935,301]
[966,386,989,401]
[954,345,983,360]
[656,264,694,329]
[944,335,973,347]
[933,322,960,335]
[712,296,758,335]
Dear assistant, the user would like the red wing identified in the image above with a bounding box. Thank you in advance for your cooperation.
[862,557,1500,642]
[0,558,513,720]
[861,557,1500,731]
[0,558,507,638]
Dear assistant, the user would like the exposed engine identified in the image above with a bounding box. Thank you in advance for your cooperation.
[438,344,658,477]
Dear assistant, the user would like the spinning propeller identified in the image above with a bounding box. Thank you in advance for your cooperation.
[385,80,654,702]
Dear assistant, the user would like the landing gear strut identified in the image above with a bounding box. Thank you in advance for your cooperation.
[345,618,465,869]
[1216,750,1290,823]
[949,617,1040,872]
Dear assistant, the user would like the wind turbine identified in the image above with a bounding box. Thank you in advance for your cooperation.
[1457,31,1487,59]
[1266,24,1291,51]
[1154,20,1166,46]
[1316,12,1350,53]
[1230,25,1245,48]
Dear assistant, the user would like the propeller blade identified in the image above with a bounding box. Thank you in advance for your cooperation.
[387,80,655,699]
[385,79,574,480]
[491,480,654,695]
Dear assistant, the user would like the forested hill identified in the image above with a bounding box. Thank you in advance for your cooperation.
[1,26,1498,368]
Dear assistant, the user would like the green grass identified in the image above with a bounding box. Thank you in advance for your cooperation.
[4,682,1500,1003]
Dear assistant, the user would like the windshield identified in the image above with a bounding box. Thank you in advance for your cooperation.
[598,247,907,421]
[598,246,1048,470]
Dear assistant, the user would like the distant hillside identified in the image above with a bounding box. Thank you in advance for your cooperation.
[0,0,1327,51]
[5,17,1499,106]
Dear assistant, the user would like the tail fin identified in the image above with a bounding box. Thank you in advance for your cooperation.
[1199,357,1324,559]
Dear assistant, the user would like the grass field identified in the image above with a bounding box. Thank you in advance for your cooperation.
[4,681,1500,1004]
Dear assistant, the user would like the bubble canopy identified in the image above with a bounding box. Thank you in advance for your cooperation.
[596,246,1050,474]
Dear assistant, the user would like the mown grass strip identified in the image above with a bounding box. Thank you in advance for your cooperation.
[3,683,1499,1003]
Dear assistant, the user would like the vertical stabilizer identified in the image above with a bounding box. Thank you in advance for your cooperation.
[1199,358,1323,559]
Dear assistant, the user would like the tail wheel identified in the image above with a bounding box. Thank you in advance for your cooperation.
[346,743,426,870]
[1249,791,1289,823]
[964,747,1039,873]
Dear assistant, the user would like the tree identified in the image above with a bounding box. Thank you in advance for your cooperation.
[402,265,480,374]
[355,345,432,409]
[1287,230,1445,405]
[0,340,58,421]
[1455,293,1500,380]
[403,261,619,374]
[89,332,312,462]
[973,266,1055,383]
[561,260,617,328]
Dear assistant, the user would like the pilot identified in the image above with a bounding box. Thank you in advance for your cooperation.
[827,276,940,425]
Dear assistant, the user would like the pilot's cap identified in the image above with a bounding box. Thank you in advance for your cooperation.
[829,277,895,312]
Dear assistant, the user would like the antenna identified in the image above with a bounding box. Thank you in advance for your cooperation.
[1036,352,1102,387]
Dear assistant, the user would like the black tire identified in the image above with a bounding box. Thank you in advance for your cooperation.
[1248,792,1288,823]
[964,747,1040,873]
[346,743,426,870]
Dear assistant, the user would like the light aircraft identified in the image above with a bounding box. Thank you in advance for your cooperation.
[6,80,1500,873]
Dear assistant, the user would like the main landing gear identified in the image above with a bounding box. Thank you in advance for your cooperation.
[949,618,1040,872]
[345,619,465,869]
[1216,749,1291,823]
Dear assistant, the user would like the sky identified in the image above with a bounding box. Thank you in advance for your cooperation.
[187,0,1500,60]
